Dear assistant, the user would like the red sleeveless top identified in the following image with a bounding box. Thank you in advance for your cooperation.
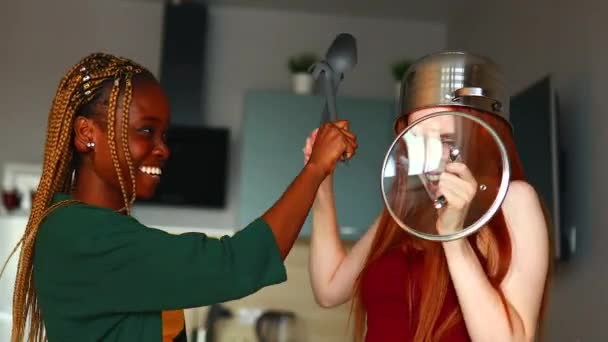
[360,247,471,341]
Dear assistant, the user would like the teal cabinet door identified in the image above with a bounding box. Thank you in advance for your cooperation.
[239,90,395,240]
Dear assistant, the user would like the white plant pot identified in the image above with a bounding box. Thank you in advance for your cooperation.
[292,73,314,95]
[395,81,402,101]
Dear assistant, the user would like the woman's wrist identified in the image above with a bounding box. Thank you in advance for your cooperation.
[303,162,327,183]
[319,175,333,190]
[316,176,333,198]
[442,237,471,259]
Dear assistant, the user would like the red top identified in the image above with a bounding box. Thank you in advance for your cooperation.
[360,247,471,341]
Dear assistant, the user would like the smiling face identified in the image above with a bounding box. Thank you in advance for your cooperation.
[394,106,461,201]
[73,74,171,207]
[121,77,171,199]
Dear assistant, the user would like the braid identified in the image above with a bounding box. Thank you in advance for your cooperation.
[106,77,131,214]
[121,73,138,210]
[1,53,149,341]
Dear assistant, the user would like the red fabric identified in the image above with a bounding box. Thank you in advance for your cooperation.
[360,247,471,341]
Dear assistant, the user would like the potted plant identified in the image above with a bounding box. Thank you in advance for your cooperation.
[288,53,319,95]
[391,59,413,99]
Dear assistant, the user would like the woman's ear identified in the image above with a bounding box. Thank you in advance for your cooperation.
[73,116,96,153]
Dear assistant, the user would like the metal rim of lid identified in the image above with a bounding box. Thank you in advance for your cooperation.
[380,110,512,242]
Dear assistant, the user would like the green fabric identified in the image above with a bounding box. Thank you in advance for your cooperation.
[33,193,287,342]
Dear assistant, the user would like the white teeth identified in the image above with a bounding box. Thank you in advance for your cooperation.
[139,166,161,176]
[427,174,440,182]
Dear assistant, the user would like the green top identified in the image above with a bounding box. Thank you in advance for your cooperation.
[33,193,287,342]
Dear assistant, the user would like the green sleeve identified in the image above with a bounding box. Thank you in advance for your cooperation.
[34,204,287,315]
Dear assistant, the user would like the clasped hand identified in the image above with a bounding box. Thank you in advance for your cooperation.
[436,162,478,234]
[302,121,357,176]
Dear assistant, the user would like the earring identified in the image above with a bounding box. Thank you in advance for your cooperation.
[86,142,95,149]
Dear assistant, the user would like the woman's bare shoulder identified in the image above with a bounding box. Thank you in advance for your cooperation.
[501,180,549,251]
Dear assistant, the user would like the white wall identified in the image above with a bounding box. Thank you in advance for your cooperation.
[448,1,607,340]
[129,5,447,229]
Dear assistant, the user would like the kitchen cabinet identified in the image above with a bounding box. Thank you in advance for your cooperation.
[0,215,28,342]
[238,90,395,240]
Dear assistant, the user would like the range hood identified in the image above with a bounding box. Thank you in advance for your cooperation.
[146,1,230,210]
[159,0,208,126]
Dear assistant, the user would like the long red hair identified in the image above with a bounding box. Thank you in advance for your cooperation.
[350,106,551,341]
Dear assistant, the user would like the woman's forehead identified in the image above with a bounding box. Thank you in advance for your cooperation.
[411,116,457,137]
[398,107,456,133]
[407,106,455,121]
[129,78,170,121]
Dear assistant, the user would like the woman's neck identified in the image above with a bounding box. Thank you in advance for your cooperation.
[71,168,126,212]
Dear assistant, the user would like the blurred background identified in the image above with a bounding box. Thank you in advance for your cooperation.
[0,0,605,341]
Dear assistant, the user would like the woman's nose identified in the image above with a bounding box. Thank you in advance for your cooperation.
[154,141,170,161]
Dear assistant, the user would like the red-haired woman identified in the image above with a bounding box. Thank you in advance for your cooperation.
[304,51,551,342]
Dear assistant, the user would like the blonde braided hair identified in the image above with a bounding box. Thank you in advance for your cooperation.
[0,53,152,341]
